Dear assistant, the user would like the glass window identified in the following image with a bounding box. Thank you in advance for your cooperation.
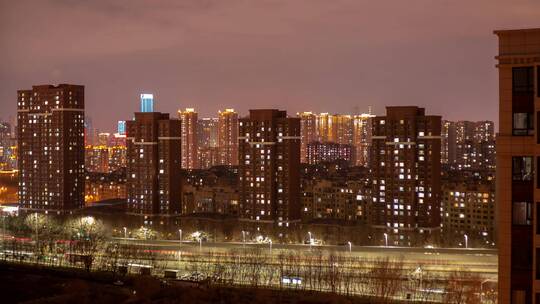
[513,201,532,225]
[513,156,533,181]
[537,66,540,98]
[513,66,534,94]
[513,113,534,136]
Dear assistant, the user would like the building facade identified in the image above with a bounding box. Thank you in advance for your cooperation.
[495,28,540,304]
[238,109,301,237]
[17,84,85,213]
[370,106,441,246]
[126,112,182,222]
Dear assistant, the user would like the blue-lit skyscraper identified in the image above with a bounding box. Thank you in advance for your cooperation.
[140,93,154,112]
[118,120,126,135]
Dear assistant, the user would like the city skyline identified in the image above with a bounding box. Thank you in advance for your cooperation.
[2,1,540,131]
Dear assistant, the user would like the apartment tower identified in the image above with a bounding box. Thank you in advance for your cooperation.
[126,112,182,222]
[178,108,198,169]
[238,109,301,236]
[370,106,441,246]
[218,109,239,166]
[17,84,85,213]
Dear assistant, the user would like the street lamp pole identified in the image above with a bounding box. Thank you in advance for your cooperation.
[383,233,388,247]
[178,229,182,244]
[269,239,272,253]
[308,231,312,250]
[464,234,468,249]
[347,241,352,253]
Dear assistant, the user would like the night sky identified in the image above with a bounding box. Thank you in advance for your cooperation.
[1,0,539,132]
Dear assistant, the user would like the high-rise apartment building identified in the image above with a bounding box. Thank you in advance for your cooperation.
[140,93,154,112]
[218,109,238,166]
[126,112,182,221]
[495,28,540,304]
[178,108,198,169]
[441,120,456,164]
[353,113,375,167]
[17,84,85,213]
[298,112,317,163]
[238,109,301,236]
[370,106,441,246]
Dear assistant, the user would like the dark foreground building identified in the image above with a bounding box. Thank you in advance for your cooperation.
[370,106,441,246]
[17,84,85,214]
[126,112,182,225]
[495,28,540,304]
[238,109,301,239]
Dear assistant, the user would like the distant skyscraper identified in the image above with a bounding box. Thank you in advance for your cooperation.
[118,120,126,135]
[495,28,540,304]
[0,122,14,171]
[298,112,317,163]
[218,109,238,166]
[352,113,375,167]
[238,109,301,237]
[17,84,85,213]
[370,106,441,246]
[178,108,198,169]
[126,112,182,221]
[140,93,154,112]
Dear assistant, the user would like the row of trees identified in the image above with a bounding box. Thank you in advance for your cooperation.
[0,213,497,303]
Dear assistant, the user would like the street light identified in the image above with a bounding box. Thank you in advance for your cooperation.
[383,233,388,247]
[308,231,312,249]
[123,227,127,239]
[269,239,272,253]
[178,229,182,243]
[464,234,468,249]
[347,241,352,253]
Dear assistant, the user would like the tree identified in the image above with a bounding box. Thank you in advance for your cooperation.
[24,213,60,261]
[64,216,107,272]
